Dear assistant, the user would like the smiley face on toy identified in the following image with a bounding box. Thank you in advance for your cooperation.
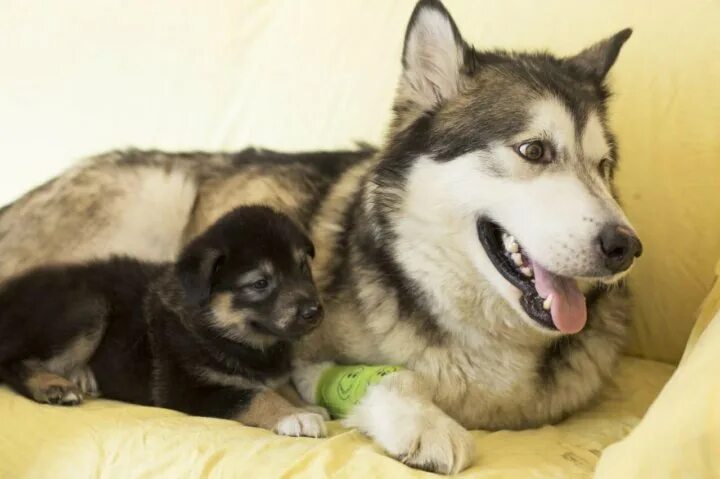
[336,367,364,401]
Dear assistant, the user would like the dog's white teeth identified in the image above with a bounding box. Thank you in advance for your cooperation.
[502,234,519,254]
[520,266,533,277]
[511,253,523,266]
[543,295,553,311]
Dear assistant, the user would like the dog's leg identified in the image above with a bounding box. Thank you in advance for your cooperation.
[0,361,83,405]
[295,362,474,474]
[236,388,327,438]
[291,359,334,400]
[347,370,475,474]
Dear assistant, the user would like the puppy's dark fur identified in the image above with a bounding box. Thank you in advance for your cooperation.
[0,206,323,432]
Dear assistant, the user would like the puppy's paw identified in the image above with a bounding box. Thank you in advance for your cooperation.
[68,366,100,397]
[274,411,327,438]
[32,379,83,406]
[291,360,334,404]
[302,405,330,421]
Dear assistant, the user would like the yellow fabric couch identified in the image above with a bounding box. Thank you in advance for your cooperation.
[595,262,720,478]
[0,358,675,478]
[0,1,718,478]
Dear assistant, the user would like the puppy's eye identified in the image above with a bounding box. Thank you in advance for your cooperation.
[300,260,310,274]
[516,140,551,163]
[252,279,269,290]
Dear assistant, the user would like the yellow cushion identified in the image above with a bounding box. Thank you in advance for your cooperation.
[681,260,720,363]
[594,262,720,478]
[0,357,671,479]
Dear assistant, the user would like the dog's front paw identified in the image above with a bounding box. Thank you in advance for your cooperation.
[394,413,475,474]
[274,411,327,438]
[345,381,475,474]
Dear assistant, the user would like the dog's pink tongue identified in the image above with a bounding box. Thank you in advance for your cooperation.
[531,261,587,334]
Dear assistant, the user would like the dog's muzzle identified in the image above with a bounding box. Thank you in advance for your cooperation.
[598,224,643,273]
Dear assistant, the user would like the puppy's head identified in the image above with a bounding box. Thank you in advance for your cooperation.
[176,206,322,347]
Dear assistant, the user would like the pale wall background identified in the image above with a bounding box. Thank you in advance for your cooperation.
[1,0,718,363]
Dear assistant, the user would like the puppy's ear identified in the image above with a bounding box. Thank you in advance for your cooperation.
[565,28,632,80]
[177,247,225,306]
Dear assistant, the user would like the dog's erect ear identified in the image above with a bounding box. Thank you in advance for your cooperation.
[399,0,466,111]
[177,247,225,306]
[565,28,632,80]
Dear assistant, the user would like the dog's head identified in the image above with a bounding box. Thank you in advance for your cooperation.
[176,206,322,347]
[373,0,641,335]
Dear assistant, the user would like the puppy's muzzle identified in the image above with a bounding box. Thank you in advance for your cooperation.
[274,299,323,339]
[297,300,323,324]
[292,300,323,332]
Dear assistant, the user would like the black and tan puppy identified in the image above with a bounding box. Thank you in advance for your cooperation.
[0,206,327,437]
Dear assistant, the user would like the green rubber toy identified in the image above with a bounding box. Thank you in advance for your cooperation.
[315,365,403,419]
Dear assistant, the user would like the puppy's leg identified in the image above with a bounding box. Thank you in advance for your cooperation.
[1,361,83,405]
[276,383,330,420]
[236,388,327,438]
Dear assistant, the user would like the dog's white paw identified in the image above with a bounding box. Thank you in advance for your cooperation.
[394,413,475,474]
[291,360,334,404]
[345,382,475,474]
[274,411,327,438]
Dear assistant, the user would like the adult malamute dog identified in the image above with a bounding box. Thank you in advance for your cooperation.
[0,0,641,473]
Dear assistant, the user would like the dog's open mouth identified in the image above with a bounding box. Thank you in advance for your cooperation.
[477,220,587,334]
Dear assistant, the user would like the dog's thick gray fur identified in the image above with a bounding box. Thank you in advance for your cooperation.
[0,1,638,474]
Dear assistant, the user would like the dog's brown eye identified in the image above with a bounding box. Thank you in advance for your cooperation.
[252,279,268,290]
[516,141,547,163]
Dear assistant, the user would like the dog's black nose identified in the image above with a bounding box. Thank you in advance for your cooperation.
[297,301,323,325]
[598,224,643,273]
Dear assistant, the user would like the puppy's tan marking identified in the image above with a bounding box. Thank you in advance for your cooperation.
[25,369,83,405]
[235,388,327,437]
[277,382,330,419]
[208,293,273,349]
[236,388,298,429]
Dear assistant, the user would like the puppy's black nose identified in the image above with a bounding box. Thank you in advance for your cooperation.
[598,224,643,273]
[297,301,323,325]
